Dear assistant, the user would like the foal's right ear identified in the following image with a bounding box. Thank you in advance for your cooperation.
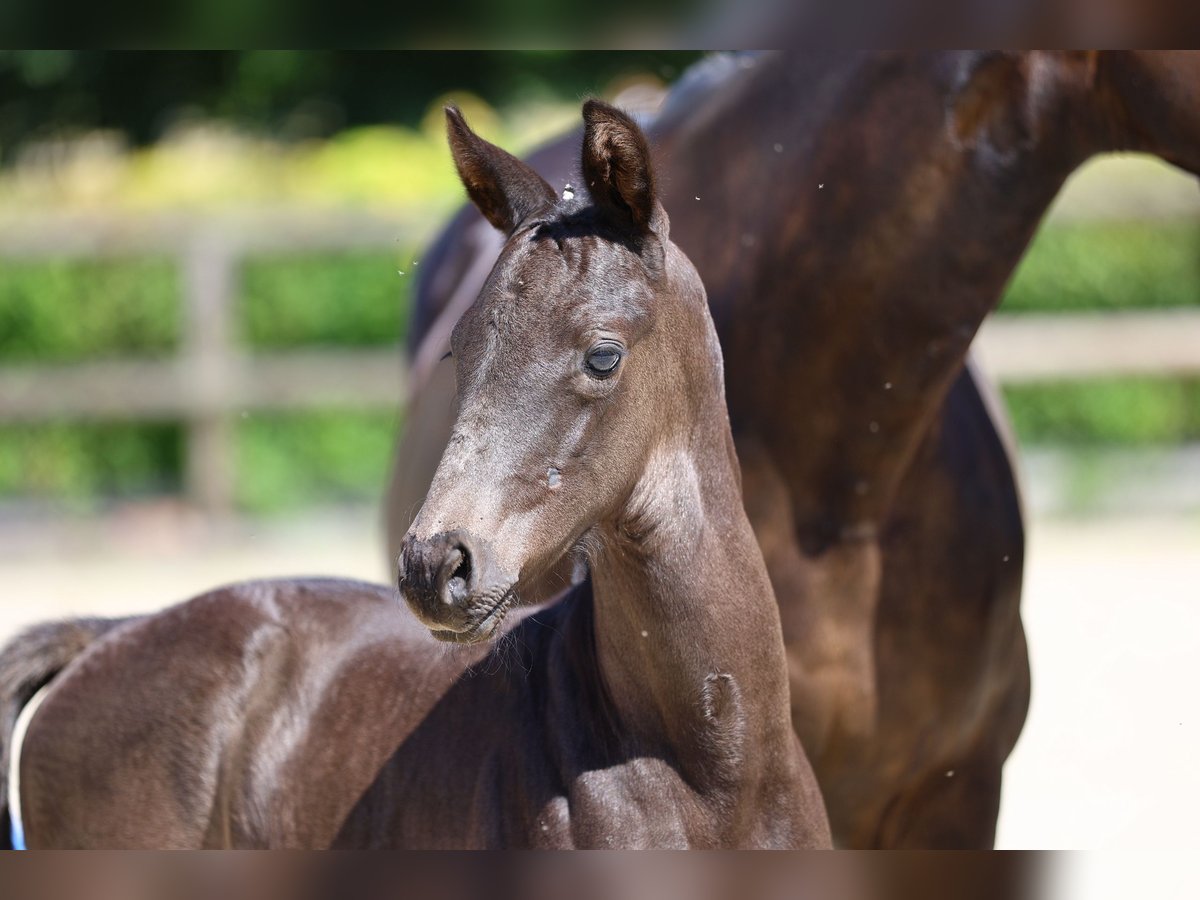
[445,105,556,234]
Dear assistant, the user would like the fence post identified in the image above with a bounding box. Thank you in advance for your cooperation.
[182,232,237,516]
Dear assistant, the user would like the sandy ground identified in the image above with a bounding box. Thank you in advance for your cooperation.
[0,506,1197,850]
[995,515,1200,850]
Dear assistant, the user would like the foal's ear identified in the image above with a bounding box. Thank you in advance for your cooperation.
[581,99,667,238]
[445,105,556,234]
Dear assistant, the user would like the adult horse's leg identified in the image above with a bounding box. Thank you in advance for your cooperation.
[738,365,1027,848]
[868,365,1029,849]
[875,750,1010,849]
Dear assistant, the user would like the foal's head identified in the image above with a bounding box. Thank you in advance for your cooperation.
[398,100,720,643]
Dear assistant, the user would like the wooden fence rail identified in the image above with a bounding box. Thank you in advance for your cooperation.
[2,211,1199,514]
[975,310,1200,382]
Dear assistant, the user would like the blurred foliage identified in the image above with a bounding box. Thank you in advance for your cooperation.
[0,52,698,161]
[0,259,179,362]
[0,119,490,212]
[0,7,707,49]
[0,414,400,512]
[242,252,410,349]
[0,422,182,504]
[1000,220,1200,312]
[0,52,699,213]
[1006,379,1200,446]
[235,411,399,514]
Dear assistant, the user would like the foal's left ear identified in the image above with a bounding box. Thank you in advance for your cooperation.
[581,99,668,239]
[446,105,557,234]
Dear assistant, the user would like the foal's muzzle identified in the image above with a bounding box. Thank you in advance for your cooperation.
[397,529,515,643]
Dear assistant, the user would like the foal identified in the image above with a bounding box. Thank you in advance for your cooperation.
[0,101,828,849]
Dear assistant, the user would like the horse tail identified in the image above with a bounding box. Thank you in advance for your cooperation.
[0,616,131,846]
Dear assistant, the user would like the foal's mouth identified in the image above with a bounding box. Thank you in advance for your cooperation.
[429,587,517,645]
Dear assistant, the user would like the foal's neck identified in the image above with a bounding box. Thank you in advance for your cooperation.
[586,413,795,796]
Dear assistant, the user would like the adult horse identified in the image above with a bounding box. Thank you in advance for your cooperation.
[386,51,1200,847]
[0,102,829,849]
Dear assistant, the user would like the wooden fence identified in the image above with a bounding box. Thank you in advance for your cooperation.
[0,210,424,512]
[2,210,1199,514]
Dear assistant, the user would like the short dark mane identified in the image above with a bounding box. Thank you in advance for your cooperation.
[527,199,651,258]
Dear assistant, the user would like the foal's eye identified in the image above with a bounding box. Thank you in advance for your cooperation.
[584,342,624,379]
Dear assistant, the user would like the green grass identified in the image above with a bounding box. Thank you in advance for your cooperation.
[0,422,182,505]
[0,220,1197,510]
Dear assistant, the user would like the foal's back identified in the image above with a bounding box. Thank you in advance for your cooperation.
[19,580,458,848]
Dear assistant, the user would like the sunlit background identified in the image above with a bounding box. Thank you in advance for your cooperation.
[0,51,1197,852]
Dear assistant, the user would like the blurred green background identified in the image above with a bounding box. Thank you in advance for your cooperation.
[0,51,1197,514]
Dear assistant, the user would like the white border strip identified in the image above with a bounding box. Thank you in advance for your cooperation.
[8,684,51,849]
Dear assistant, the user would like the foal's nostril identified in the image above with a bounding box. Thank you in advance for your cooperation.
[442,543,474,606]
[450,544,473,584]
